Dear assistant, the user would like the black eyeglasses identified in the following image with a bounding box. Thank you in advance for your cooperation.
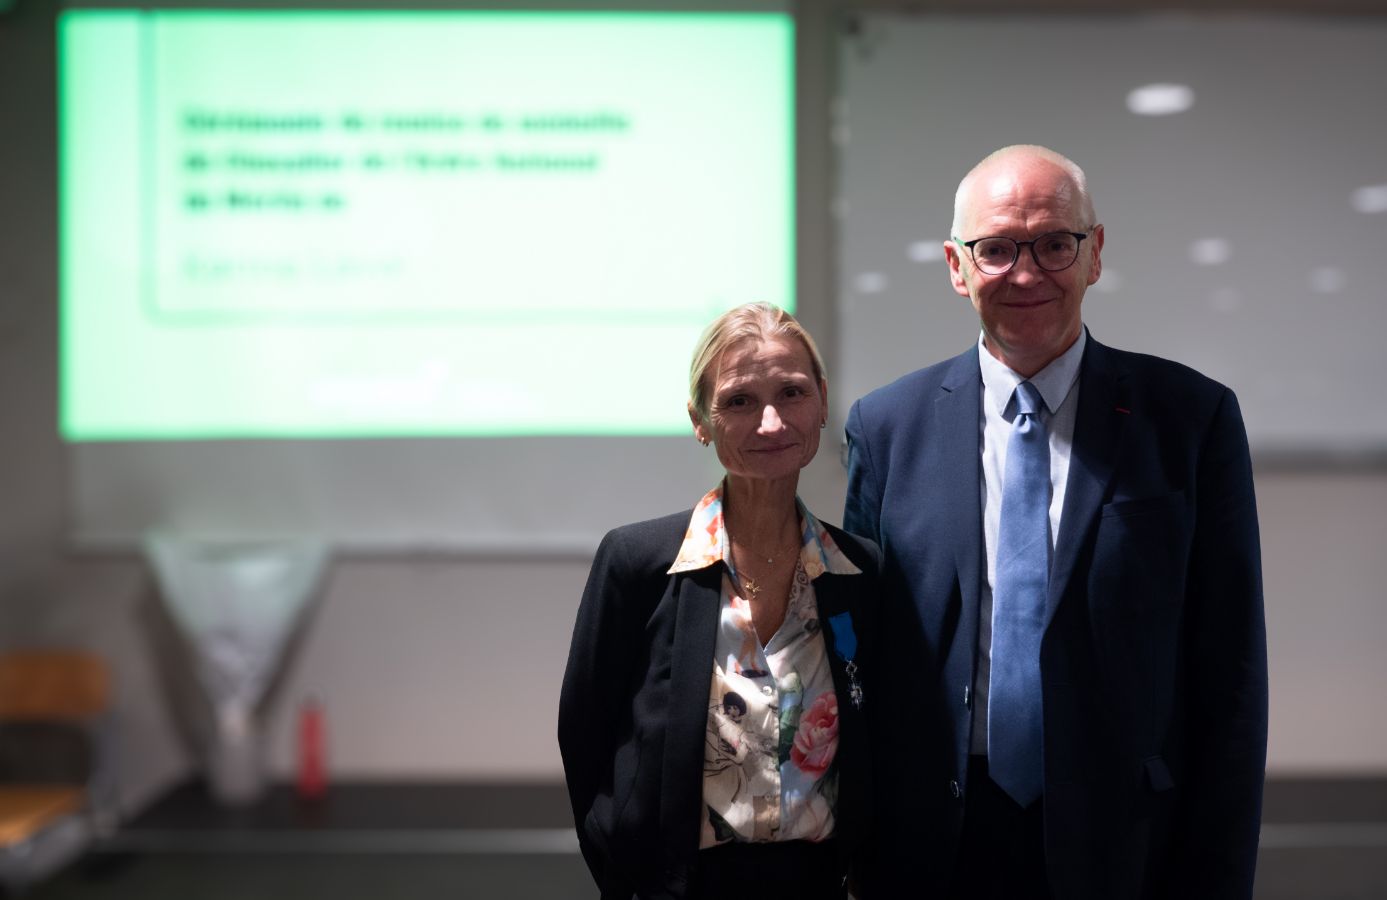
[955,231,1090,275]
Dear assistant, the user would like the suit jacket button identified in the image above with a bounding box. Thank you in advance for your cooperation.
[949,779,962,799]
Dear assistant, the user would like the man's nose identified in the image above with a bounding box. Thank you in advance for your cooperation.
[1007,246,1044,284]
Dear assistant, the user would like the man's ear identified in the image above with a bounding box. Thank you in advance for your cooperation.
[1087,224,1105,286]
[944,240,971,298]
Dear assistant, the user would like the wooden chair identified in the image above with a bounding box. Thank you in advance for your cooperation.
[0,650,114,893]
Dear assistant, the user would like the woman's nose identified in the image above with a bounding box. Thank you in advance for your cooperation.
[759,404,784,432]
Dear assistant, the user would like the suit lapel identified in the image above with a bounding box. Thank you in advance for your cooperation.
[812,572,860,698]
[813,572,867,851]
[659,565,722,859]
[1046,335,1126,627]
[938,348,984,638]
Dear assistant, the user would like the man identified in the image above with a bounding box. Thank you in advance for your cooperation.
[844,145,1267,898]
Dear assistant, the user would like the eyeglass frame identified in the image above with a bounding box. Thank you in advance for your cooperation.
[952,230,1093,275]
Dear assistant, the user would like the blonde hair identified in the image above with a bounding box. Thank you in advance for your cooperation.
[687,302,826,425]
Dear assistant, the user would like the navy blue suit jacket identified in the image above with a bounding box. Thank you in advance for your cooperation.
[844,334,1267,899]
[558,509,882,899]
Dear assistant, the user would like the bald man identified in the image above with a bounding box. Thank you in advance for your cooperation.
[845,146,1267,899]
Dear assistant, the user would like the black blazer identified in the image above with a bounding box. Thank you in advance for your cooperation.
[558,508,882,900]
[844,333,1268,899]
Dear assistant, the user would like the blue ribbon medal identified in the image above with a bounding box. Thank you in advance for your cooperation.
[826,612,864,710]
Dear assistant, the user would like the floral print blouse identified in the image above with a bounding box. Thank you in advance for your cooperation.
[668,484,862,848]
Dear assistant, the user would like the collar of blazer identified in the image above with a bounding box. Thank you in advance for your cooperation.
[1046,333,1127,627]
[934,331,1131,630]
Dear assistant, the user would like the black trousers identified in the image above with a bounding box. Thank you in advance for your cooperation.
[690,839,846,900]
[950,755,1053,900]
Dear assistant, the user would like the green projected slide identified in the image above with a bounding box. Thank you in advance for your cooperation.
[59,10,794,440]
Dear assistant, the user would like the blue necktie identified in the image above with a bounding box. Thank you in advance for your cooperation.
[988,380,1050,808]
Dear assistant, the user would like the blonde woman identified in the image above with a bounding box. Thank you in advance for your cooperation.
[560,303,881,899]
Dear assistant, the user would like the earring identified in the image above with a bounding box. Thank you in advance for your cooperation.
[820,421,827,429]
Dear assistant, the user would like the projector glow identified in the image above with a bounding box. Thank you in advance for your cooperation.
[59,10,795,440]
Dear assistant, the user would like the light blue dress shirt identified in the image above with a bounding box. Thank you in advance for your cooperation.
[970,327,1086,755]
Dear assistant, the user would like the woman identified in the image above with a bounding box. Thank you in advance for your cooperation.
[558,303,880,899]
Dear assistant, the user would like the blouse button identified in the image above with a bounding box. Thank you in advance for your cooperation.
[761,685,775,696]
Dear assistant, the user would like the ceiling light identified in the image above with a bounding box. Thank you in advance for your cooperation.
[1126,83,1195,116]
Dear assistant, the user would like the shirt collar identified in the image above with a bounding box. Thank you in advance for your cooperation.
[977,326,1086,418]
[668,482,862,579]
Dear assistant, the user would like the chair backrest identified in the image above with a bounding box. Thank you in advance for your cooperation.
[0,652,110,785]
[0,652,108,721]
[0,651,114,880]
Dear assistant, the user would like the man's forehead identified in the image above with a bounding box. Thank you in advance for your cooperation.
[975,161,1075,205]
[963,161,1080,229]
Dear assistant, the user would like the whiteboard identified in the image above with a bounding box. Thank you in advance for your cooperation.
[836,14,1387,462]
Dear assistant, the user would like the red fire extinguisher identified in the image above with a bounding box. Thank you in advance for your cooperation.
[297,695,328,802]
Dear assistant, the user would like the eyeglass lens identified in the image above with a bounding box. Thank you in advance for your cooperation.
[972,232,1081,274]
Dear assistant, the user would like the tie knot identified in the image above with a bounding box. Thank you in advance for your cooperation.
[1013,381,1044,419]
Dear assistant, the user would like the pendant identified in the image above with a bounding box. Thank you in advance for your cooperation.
[846,660,864,710]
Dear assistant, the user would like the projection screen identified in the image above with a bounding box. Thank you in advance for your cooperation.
[59,7,795,551]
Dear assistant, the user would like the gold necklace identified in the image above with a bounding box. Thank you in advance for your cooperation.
[731,535,799,599]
